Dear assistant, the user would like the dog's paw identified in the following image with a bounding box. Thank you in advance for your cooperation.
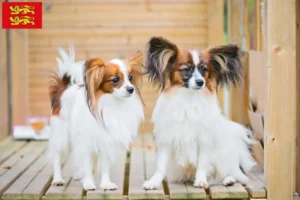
[223,176,236,186]
[100,182,118,190]
[143,180,161,190]
[193,180,209,189]
[83,180,96,191]
[52,178,65,186]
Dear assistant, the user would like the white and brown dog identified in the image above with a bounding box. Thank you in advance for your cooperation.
[143,37,255,189]
[48,47,144,191]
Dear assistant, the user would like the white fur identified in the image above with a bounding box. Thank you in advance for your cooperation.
[190,50,200,65]
[188,50,205,89]
[48,51,144,190]
[56,45,85,84]
[143,88,255,189]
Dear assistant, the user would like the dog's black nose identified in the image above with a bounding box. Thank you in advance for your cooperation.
[196,79,204,87]
[127,86,134,94]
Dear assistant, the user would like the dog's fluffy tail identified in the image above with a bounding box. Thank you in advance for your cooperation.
[56,45,84,85]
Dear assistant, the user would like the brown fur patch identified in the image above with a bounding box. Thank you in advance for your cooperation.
[48,74,70,116]
[126,51,144,104]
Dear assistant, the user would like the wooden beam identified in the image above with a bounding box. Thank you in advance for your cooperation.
[265,0,296,199]
[0,1,9,139]
[227,0,250,125]
[296,0,300,195]
[207,0,224,109]
[10,30,29,126]
[254,0,263,51]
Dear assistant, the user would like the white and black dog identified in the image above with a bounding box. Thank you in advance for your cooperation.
[143,37,255,189]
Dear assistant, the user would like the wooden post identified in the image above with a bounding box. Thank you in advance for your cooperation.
[10,30,29,126]
[265,0,296,199]
[227,0,250,125]
[207,0,224,109]
[254,0,263,51]
[296,0,300,195]
[0,1,9,139]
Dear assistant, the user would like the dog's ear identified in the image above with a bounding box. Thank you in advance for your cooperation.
[145,37,178,90]
[206,44,244,87]
[128,51,145,105]
[84,58,105,114]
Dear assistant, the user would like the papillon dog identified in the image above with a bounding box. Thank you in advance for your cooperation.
[143,37,255,190]
[48,46,144,191]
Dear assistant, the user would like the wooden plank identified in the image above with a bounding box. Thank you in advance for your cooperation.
[0,141,27,165]
[245,173,266,198]
[167,181,189,200]
[86,152,127,200]
[22,155,68,200]
[44,3,207,14]
[209,183,249,200]
[0,142,37,176]
[296,0,300,195]
[2,152,48,200]
[209,185,229,199]
[29,27,207,38]
[184,183,206,200]
[0,0,9,140]
[207,0,224,110]
[45,158,79,200]
[265,0,296,200]
[128,135,165,199]
[226,183,248,199]
[63,178,84,200]
[254,0,263,51]
[0,142,47,196]
[144,146,165,199]
[0,137,13,148]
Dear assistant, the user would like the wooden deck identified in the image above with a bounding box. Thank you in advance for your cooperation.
[0,134,266,200]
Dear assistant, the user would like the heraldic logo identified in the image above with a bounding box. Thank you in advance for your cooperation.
[2,2,42,29]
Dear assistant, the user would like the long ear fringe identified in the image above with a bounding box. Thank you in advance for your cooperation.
[145,37,178,90]
[128,51,146,106]
[83,58,105,118]
[208,44,244,88]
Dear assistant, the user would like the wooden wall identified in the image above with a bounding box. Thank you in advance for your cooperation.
[28,0,215,133]
[0,1,9,139]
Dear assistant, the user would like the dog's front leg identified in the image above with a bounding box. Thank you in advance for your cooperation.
[143,146,170,190]
[99,153,118,190]
[194,148,212,189]
[82,153,96,191]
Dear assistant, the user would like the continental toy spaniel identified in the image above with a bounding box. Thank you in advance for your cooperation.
[143,37,255,190]
[48,47,144,191]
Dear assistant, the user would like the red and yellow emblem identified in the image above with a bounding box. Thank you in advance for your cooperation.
[2,2,42,29]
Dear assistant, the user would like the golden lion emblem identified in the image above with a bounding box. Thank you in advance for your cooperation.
[10,5,35,15]
[10,16,35,25]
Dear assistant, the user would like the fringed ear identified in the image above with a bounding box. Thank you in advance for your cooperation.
[145,37,178,90]
[128,51,145,105]
[84,58,105,115]
[207,44,244,87]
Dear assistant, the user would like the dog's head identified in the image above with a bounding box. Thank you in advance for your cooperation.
[145,37,244,92]
[84,51,143,113]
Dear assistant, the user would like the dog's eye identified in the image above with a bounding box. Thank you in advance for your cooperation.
[129,74,133,82]
[201,65,207,72]
[182,68,190,72]
[112,77,119,84]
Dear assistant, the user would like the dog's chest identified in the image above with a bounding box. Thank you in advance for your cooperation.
[152,89,220,166]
